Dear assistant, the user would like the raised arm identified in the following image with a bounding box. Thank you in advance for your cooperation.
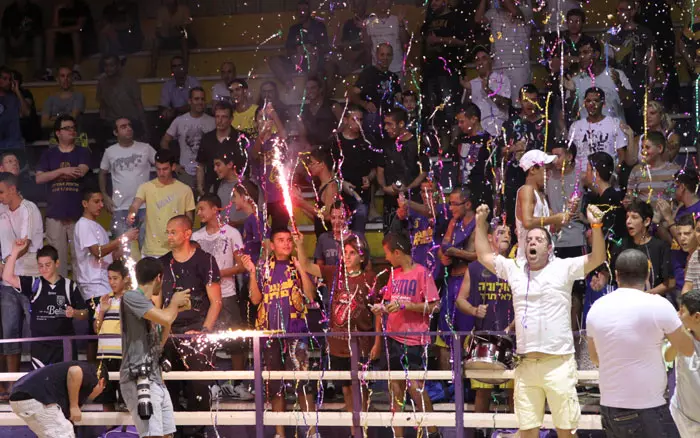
[242,255,262,305]
[474,204,497,273]
[142,289,191,327]
[584,205,607,275]
[1,238,26,289]
[293,233,322,278]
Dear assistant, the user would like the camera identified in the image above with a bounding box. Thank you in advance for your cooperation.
[128,362,153,420]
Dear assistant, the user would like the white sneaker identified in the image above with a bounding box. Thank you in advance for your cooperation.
[231,383,254,401]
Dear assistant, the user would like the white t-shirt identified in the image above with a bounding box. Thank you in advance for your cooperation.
[569,116,627,175]
[468,73,511,137]
[485,5,533,69]
[586,287,682,409]
[573,69,632,122]
[166,113,216,176]
[73,217,113,299]
[672,337,700,423]
[100,141,157,211]
[0,200,42,279]
[365,14,404,73]
[494,255,585,355]
[192,225,243,298]
[211,82,231,103]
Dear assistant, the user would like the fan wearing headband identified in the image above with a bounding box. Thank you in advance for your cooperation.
[474,201,606,438]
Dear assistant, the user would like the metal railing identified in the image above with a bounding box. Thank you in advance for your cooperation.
[0,330,601,438]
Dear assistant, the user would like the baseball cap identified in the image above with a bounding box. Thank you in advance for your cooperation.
[519,149,556,172]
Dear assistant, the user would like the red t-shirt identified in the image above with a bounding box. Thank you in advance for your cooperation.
[383,263,440,346]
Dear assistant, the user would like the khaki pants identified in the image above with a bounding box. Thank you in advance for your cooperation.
[45,218,76,277]
[10,399,75,438]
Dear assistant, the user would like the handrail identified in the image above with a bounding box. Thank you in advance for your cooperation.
[0,330,598,438]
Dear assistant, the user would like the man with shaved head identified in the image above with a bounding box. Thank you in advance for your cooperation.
[156,214,221,435]
[587,248,695,437]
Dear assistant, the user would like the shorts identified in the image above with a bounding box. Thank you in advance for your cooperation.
[471,379,514,390]
[387,337,427,372]
[435,335,470,350]
[31,340,70,369]
[514,354,580,431]
[121,379,176,438]
[262,337,316,396]
[215,295,245,354]
[329,355,369,388]
[0,286,30,354]
[10,399,75,438]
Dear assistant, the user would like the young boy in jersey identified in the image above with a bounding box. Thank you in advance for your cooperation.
[396,179,441,276]
[456,222,514,413]
[242,227,319,438]
[94,260,129,409]
[193,193,252,401]
[2,241,87,368]
[666,289,700,437]
[373,232,442,438]
[74,188,138,363]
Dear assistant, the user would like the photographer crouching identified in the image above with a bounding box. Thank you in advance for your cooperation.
[120,257,191,438]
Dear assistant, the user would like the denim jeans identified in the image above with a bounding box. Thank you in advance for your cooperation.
[601,403,681,438]
[0,286,31,355]
[112,209,146,251]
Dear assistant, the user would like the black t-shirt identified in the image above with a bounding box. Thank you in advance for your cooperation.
[337,134,382,201]
[1,1,43,37]
[11,361,98,419]
[377,135,428,190]
[500,115,552,152]
[102,1,141,34]
[355,65,401,110]
[17,276,85,337]
[421,10,465,74]
[196,128,246,191]
[301,100,338,146]
[341,17,363,49]
[160,248,221,332]
[19,87,40,142]
[616,236,672,288]
[609,26,654,90]
[286,19,329,54]
[57,0,95,37]
[584,186,628,245]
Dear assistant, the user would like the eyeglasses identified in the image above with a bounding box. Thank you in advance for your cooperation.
[59,126,77,132]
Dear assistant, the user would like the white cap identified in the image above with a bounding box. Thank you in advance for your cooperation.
[519,149,556,172]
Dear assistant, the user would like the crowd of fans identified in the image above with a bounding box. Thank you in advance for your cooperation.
[0,0,698,437]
